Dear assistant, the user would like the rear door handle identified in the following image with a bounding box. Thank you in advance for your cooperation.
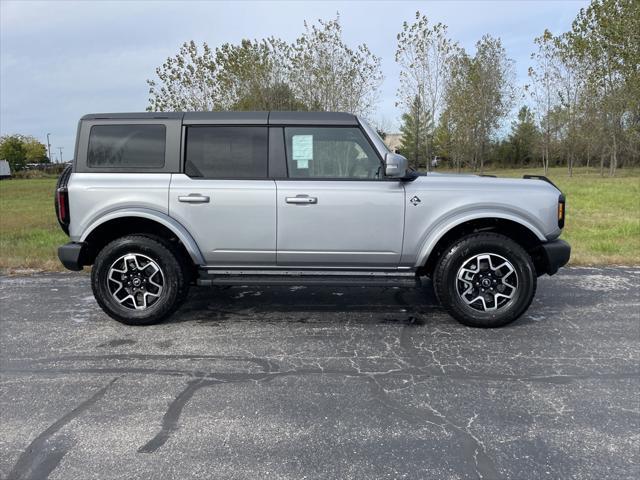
[286,195,318,204]
[178,194,210,204]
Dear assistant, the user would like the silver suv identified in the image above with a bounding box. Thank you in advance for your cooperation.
[56,111,570,327]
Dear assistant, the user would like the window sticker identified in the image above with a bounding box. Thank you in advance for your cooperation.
[292,135,313,169]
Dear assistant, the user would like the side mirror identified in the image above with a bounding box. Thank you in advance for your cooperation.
[384,152,408,178]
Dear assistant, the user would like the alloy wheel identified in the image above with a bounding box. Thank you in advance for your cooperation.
[455,253,518,312]
[107,253,164,310]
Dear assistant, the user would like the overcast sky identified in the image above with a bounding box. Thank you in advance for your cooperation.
[1,0,588,161]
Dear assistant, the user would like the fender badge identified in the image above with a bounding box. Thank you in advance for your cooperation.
[410,196,421,206]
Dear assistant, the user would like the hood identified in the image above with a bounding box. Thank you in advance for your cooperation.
[407,171,562,194]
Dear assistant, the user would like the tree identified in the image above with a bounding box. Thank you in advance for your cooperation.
[289,15,383,117]
[147,41,220,111]
[216,38,307,111]
[443,36,515,172]
[472,35,516,172]
[22,136,49,162]
[553,35,584,176]
[524,0,639,176]
[508,106,540,167]
[432,111,454,167]
[147,38,304,112]
[398,96,431,168]
[147,15,381,117]
[232,82,306,111]
[0,135,27,171]
[396,12,458,170]
[442,50,476,171]
[527,30,562,174]
[564,0,640,176]
[576,81,607,172]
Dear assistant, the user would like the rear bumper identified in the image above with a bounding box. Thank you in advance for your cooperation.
[540,239,571,275]
[58,242,86,271]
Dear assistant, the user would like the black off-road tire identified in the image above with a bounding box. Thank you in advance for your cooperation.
[433,232,537,328]
[91,235,188,326]
[142,234,194,307]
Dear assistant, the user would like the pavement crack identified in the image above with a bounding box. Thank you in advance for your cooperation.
[138,378,218,454]
[6,377,118,480]
[366,375,501,480]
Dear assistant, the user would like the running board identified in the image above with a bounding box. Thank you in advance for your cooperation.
[197,269,420,287]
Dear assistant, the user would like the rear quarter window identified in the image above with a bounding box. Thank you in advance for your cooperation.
[87,124,166,168]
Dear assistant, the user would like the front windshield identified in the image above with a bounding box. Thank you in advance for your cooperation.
[359,119,390,155]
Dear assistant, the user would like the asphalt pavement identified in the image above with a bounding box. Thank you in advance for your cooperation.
[0,267,639,480]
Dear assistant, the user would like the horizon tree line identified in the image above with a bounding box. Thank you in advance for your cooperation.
[146,0,639,176]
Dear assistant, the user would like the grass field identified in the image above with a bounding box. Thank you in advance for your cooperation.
[0,177,68,271]
[0,167,638,272]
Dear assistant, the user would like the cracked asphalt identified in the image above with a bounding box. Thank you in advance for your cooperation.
[0,267,639,480]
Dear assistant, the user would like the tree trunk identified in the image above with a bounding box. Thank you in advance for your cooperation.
[600,151,605,177]
[609,132,617,177]
[426,134,431,174]
[544,131,549,175]
[415,113,422,172]
[568,151,573,177]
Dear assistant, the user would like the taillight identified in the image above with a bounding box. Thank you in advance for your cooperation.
[55,164,72,235]
[56,188,69,225]
[558,194,566,229]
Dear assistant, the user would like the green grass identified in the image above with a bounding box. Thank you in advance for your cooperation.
[0,178,68,271]
[0,167,638,271]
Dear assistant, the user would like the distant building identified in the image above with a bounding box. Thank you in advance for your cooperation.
[383,133,403,153]
[0,160,11,179]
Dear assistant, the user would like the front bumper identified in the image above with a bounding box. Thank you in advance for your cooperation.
[58,242,86,271]
[540,239,571,275]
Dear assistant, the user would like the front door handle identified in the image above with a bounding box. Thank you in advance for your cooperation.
[178,194,210,204]
[286,195,318,205]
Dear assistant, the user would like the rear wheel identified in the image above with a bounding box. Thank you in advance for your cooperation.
[433,233,536,328]
[91,235,188,325]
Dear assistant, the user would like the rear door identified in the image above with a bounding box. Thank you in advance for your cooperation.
[169,125,276,266]
[275,126,405,267]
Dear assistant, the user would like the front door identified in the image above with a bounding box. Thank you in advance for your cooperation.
[169,126,276,266]
[276,126,405,267]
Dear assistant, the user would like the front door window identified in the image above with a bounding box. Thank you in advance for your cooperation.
[284,127,383,179]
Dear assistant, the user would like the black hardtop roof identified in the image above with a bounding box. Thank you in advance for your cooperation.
[81,111,358,126]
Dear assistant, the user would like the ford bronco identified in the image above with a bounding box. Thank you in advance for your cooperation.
[56,111,570,327]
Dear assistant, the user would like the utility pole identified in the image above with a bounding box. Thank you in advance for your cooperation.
[46,133,52,162]
[58,147,64,163]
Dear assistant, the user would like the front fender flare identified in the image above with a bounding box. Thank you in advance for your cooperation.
[414,210,547,268]
[79,208,205,265]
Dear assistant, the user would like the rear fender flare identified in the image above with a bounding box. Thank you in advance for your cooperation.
[79,208,205,265]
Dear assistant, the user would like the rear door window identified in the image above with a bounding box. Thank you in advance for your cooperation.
[87,124,166,168]
[185,126,268,179]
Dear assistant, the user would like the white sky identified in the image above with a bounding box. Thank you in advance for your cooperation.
[1,0,588,161]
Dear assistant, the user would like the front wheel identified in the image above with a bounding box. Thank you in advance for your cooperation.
[91,235,188,325]
[433,233,537,328]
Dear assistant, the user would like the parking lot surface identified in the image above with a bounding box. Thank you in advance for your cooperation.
[1,267,639,479]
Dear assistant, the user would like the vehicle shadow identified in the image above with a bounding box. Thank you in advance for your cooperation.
[168,282,442,324]
[167,281,541,329]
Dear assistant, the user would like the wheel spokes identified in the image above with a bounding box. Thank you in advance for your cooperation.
[107,253,164,311]
[456,253,518,312]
